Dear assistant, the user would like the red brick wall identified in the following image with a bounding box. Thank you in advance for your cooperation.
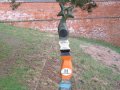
[0,2,120,46]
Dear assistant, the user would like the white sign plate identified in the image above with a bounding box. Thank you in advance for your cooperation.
[61,68,72,76]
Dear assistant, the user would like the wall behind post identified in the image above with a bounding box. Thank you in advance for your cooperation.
[0,1,120,46]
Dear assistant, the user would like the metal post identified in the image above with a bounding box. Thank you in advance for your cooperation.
[57,3,74,90]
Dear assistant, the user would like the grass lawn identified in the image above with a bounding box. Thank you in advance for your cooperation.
[0,23,120,90]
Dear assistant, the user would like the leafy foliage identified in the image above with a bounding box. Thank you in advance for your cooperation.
[10,0,21,10]
[56,0,97,12]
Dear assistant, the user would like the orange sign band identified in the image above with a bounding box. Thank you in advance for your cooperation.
[61,56,72,80]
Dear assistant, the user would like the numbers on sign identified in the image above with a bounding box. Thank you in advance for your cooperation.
[61,68,72,76]
[64,69,69,74]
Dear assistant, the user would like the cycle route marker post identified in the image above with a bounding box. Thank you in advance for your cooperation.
[57,3,74,90]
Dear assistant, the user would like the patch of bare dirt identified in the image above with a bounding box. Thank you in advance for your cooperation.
[22,38,61,90]
[35,58,60,90]
[80,44,120,72]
